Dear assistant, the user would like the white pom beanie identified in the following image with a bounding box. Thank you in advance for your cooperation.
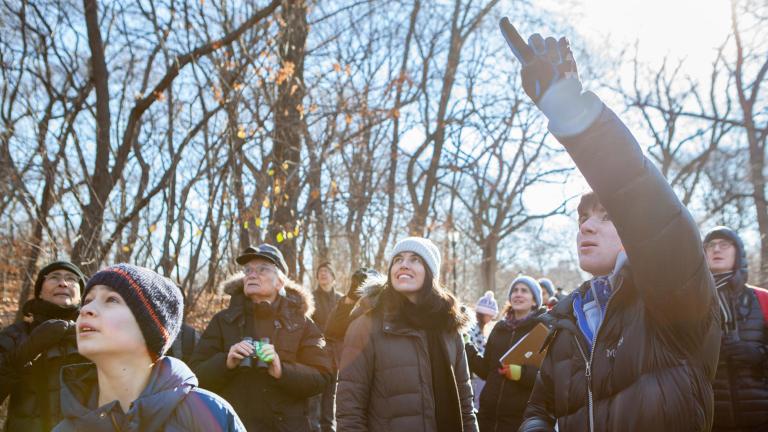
[475,291,499,317]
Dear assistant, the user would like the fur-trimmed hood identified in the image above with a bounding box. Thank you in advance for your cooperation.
[220,272,315,318]
[350,274,472,333]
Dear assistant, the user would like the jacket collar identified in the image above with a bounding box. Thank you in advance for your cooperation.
[219,275,313,332]
[58,357,196,431]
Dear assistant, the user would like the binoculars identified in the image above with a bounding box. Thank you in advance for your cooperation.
[239,336,273,369]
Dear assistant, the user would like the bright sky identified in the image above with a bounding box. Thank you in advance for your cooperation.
[525,0,733,214]
[573,0,731,68]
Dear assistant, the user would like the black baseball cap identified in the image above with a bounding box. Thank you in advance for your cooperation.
[236,244,288,274]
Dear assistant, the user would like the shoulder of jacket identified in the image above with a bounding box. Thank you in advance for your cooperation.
[174,388,241,430]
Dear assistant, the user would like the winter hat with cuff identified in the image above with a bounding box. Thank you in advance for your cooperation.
[390,237,441,280]
[507,275,543,309]
[538,278,555,298]
[85,263,183,360]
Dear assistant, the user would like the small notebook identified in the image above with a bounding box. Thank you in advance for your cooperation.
[499,323,549,367]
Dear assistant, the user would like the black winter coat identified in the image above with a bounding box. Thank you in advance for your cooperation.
[312,288,342,331]
[712,283,768,431]
[466,309,547,432]
[0,301,86,432]
[520,107,721,432]
[189,276,333,432]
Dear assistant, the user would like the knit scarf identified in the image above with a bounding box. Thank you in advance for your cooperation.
[714,271,737,333]
[401,300,463,432]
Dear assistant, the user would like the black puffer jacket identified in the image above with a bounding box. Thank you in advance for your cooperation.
[520,107,720,432]
[466,309,548,431]
[0,300,86,432]
[189,275,333,432]
[711,283,768,431]
[704,226,768,431]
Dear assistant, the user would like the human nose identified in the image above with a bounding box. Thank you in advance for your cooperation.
[580,217,598,234]
[79,301,97,317]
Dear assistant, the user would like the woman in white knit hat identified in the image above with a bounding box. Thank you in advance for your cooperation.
[337,236,478,432]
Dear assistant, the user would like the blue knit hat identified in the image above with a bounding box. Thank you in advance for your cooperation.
[507,275,543,309]
[85,264,183,360]
[538,278,555,298]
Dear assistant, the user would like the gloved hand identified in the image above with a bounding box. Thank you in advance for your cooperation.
[521,35,579,104]
[509,31,602,137]
[11,319,73,367]
[348,268,379,301]
[499,364,523,381]
[722,339,766,367]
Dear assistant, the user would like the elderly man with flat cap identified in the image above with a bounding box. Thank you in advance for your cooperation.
[190,244,333,432]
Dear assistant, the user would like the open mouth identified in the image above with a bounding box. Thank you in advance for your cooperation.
[78,325,98,334]
[396,273,414,281]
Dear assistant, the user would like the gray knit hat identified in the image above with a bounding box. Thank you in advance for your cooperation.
[390,237,441,279]
[507,275,543,309]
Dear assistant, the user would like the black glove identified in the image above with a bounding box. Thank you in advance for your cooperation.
[505,29,602,137]
[348,268,380,301]
[722,339,766,367]
[521,34,579,104]
[11,319,73,367]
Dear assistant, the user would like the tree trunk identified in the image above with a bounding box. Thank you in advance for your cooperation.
[374,0,420,266]
[72,0,112,275]
[480,237,498,294]
[268,0,308,276]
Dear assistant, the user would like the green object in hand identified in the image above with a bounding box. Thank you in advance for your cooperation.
[253,340,273,363]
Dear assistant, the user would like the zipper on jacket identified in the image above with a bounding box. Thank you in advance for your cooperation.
[109,412,122,432]
[574,275,623,432]
[573,335,594,432]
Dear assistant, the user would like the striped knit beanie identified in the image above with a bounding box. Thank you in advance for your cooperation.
[85,263,183,360]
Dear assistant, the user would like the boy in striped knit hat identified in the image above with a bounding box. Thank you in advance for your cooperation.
[53,263,245,431]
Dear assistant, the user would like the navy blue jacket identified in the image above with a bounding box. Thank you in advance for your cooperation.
[52,356,245,432]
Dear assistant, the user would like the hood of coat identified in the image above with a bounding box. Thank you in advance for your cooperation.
[220,272,315,318]
[350,274,471,332]
[58,356,196,431]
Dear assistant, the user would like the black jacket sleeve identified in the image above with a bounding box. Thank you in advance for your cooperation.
[0,323,24,403]
[273,319,333,399]
[519,343,556,431]
[189,314,237,391]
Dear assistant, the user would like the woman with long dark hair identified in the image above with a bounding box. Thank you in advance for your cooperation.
[466,275,548,431]
[336,237,478,432]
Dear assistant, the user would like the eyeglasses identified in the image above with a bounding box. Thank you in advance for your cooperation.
[44,274,79,286]
[704,239,735,251]
[243,265,276,276]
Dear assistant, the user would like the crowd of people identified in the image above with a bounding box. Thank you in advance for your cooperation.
[1,27,767,432]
